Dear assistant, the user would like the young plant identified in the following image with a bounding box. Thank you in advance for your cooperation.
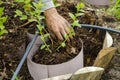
[57,3,85,51]
[14,0,31,20]
[14,0,52,53]
[75,2,85,17]
[69,2,85,27]
[56,30,74,51]
[107,0,120,20]
[0,7,8,36]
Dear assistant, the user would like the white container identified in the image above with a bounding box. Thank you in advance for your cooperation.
[85,0,116,6]
[27,33,84,80]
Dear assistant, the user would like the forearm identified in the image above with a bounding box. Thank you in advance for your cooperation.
[35,0,55,10]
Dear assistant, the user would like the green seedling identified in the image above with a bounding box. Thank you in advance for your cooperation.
[41,33,52,53]
[56,30,74,51]
[14,10,27,20]
[70,2,85,27]
[15,0,51,53]
[0,7,8,36]
[53,0,61,7]
[107,0,120,20]
[76,2,85,13]
[15,0,31,12]
[75,2,85,18]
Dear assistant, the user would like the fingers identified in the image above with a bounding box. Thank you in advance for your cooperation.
[55,30,63,41]
[45,13,74,41]
[54,21,73,41]
[48,29,57,40]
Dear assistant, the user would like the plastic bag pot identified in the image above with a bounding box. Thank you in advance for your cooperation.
[27,33,84,80]
[85,0,116,6]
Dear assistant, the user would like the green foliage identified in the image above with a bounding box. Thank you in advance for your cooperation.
[52,0,61,7]
[15,0,51,53]
[69,13,76,21]
[41,33,52,53]
[0,7,8,36]
[0,0,3,5]
[69,2,85,27]
[14,10,27,20]
[107,0,120,20]
[76,3,85,13]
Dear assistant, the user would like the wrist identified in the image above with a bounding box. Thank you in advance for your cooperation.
[44,8,58,17]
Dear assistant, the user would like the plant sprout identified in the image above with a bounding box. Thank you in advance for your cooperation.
[0,7,8,36]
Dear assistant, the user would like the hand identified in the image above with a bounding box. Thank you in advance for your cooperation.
[44,8,71,41]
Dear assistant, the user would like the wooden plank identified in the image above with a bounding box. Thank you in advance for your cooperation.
[70,67,104,80]
[42,67,104,80]
[93,47,116,69]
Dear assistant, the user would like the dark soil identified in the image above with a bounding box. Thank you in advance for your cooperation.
[33,27,82,65]
[33,27,105,65]
[0,1,119,80]
[99,10,120,80]
[0,1,34,80]
[33,2,105,66]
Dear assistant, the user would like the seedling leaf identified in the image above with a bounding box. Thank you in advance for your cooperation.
[43,33,50,38]
[15,10,23,16]
[0,29,8,36]
[69,13,76,21]
[0,7,4,17]
[75,13,84,17]
[41,45,46,49]
[76,3,85,12]
[61,42,66,47]
[20,15,27,20]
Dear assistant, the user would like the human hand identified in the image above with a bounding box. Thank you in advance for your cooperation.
[44,8,71,41]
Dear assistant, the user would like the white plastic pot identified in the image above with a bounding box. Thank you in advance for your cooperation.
[85,0,116,6]
[27,33,84,80]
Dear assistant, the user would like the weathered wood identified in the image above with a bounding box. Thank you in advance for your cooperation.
[93,47,116,69]
[42,47,116,80]
[70,67,104,80]
[42,67,104,80]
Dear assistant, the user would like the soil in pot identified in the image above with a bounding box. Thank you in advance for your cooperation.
[33,26,105,65]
